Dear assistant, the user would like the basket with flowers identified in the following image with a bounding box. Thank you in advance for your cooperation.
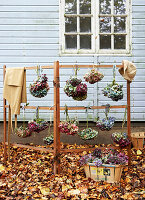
[79,148,128,183]
[29,66,50,98]
[96,104,115,131]
[84,68,104,84]
[43,135,54,145]
[102,65,123,101]
[28,107,49,133]
[64,65,88,101]
[59,105,79,135]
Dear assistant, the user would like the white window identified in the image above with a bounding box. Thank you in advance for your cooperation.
[60,0,131,55]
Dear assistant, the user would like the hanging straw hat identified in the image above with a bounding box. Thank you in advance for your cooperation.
[118,60,136,82]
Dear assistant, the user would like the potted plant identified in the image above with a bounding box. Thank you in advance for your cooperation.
[112,132,131,148]
[80,148,128,183]
[96,104,115,131]
[59,105,79,135]
[29,66,50,98]
[84,68,104,84]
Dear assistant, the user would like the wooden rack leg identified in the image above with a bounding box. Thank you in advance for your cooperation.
[127,80,131,166]
[53,61,60,174]
[15,115,17,128]
[8,105,11,162]
[3,65,7,164]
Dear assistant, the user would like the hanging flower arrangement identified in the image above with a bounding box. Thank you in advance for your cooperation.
[28,107,49,133]
[29,66,50,98]
[44,135,54,145]
[102,65,123,101]
[84,68,104,84]
[15,126,31,138]
[15,105,31,138]
[59,105,79,135]
[78,107,98,140]
[112,132,131,148]
[96,104,115,131]
[64,66,88,101]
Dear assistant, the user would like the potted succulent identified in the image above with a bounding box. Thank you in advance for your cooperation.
[96,104,115,131]
[59,105,79,135]
[80,148,128,183]
[28,107,49,133]
[78,107,98,140]
[102,65,123,101]
[84,68,104,84]
[64,66,88,101]
[29,67,50,98]
[112,132,131,148]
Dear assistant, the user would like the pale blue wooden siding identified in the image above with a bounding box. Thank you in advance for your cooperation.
[0,0,145,121]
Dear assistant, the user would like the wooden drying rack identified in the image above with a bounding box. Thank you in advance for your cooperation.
[3,61,131,174]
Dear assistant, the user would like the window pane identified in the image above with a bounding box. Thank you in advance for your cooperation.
[100,17,111,33]
[80,17,91,32]
[114,17,126,33]
[114,0,126,15]
[114,35,126,49]
[65,35,77,49]
[80,0,91,14]
[80,35,91,49]
[100,0,111,14]
[65,17,77,32]
[65,0,77,14]
[100,35,111,49]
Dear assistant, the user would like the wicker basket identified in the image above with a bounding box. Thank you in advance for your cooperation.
[84,163,123,183]
[131,132,145,149]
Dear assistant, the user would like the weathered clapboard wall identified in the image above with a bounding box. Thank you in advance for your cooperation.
[0,0,145,121]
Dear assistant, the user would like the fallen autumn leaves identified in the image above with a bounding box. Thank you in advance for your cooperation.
[0,143,144,200]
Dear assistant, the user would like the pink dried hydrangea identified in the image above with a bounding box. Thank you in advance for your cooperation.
[59,121,79,135]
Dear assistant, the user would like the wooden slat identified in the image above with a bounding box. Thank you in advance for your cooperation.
[60,65,123,68]
[5,142,54,153]
[3,65,7,164]
[127,81,131,166]
[8,105,11,162]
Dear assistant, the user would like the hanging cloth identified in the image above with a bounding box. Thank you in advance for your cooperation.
[3,67,27,115]
[119,60,136,82]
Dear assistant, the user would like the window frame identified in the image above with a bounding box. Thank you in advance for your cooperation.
[59,0,132,56]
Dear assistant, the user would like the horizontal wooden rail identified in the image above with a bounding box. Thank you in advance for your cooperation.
[60,146,120,153]
[5,105,126,110]
[59,65,123,68]
[5,142,54,153]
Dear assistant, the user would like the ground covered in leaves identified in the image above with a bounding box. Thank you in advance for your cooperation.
[0,143,144,200]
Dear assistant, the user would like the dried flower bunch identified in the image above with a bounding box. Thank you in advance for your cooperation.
[64,76,88,101]
[84,68,104,84]
[96,117,115,131]
[15,126,31,138]
[59,105,79,135]
[59,121,79,135]
[29,74,50,98]
[28,118,49,133]
[102,82,123,101]
[43,135,54,145]
[78,128,98,140]
[112,132,131,148]
[96,104,115,131]
[79,148,128,166]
